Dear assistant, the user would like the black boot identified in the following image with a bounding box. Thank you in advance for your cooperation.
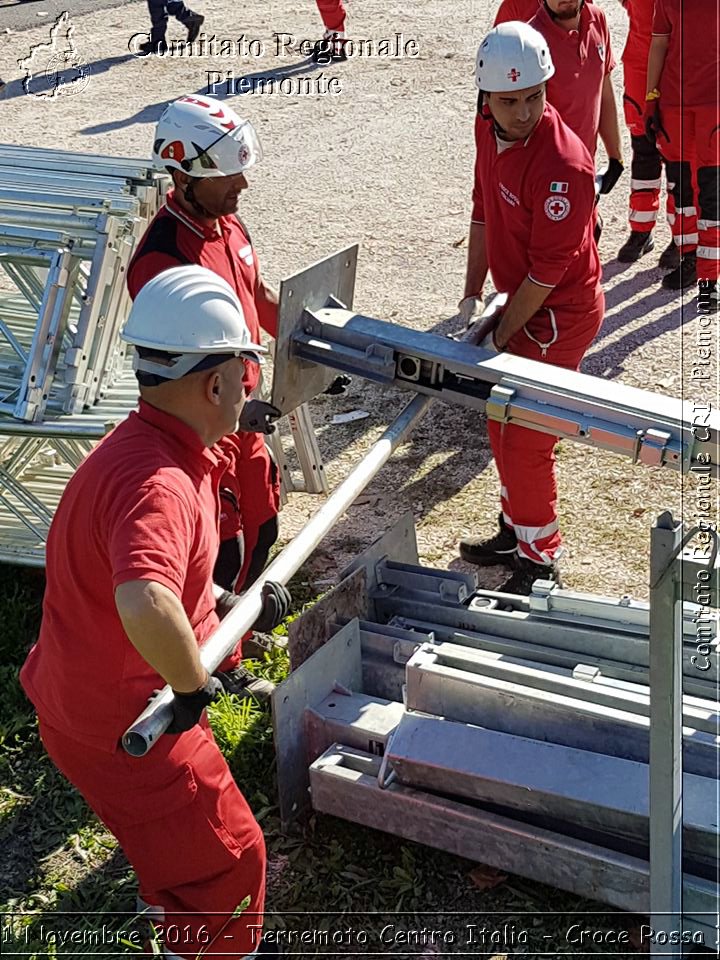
[137,38,168,55]
[498,555,563,595]
[183,12,205,43]
[661,251,697,290]
[658,238,680,270]
[459,513,517,567]
[617,230,654,263]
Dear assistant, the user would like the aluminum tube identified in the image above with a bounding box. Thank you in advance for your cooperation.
[122,393,433,756]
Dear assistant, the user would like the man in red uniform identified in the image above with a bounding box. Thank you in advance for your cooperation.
[128,96,282,696]
[527,0,622,166]
[312,0,348,61]
[494,0,542,27]
[615,0,678,269]
[20,266,290,958]
[457,22,604,593]
[645,0,720,298]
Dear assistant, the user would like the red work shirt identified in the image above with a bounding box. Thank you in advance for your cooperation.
[471,103,600,311]
[493,0,542,25]
[20,401,229,753]
[127,191,275,396]
[529,2,615,156]
[621,0,654,69]
[653,0,719,107]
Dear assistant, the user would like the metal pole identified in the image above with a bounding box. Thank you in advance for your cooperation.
[121,393,433,756]
[649,512,684,951]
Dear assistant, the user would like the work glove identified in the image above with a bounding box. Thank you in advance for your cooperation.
[458,295,484,327]
[644,99,667,145]
[323,374,352,396]
[238,400,281,435]
[165,674,223,734]
[596,158,625,196]
[216,581,292,632]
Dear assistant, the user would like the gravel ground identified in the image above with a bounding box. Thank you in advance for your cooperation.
[0,0,716,599]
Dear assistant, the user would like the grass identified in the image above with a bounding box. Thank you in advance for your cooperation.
[0,562,661,958]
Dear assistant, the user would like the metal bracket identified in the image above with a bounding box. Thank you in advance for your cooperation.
[633,428,672,468]
[485,384,515,423]
[374,558,476,604]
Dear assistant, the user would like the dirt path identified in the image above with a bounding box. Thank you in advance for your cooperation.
[0,0,714,599]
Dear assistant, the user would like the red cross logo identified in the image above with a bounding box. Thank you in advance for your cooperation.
[507,68,521,82]
[549,200,565,217]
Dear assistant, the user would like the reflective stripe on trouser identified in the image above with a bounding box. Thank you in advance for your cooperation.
[623,68,674,232]
[38,717,266,960]
[136,900,260,959]
[489,293,604,565]
[316,0,346,32]
[659,104,720,279]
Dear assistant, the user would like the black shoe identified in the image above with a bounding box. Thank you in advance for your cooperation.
[242,632,287,660]
[459,513,517,567]
[617,230,654,263]
[137,38,168,56]
[498,555,563,595]
[658,238,680,270]
[661,251,697,290]
[213,666,275,702]
[185,13,204,44]
[0,78,6,97]
[697,280,719,313]
[311,32,348,64]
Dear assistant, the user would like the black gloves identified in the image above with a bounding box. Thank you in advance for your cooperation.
[323,374,352,396]
[597,157,625,196]
[216,580,292,632]
[644,100,667,145]
[238,400,281,435]
[166,675,223,734]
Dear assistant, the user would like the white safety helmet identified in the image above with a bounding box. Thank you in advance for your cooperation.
[475,22,555,92]
[121,265,267,382]
[152,95,263,178]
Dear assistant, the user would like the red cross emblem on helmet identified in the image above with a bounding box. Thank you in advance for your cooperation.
[507,68,521,82]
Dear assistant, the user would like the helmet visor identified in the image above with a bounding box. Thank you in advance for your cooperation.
[198,121,263,177]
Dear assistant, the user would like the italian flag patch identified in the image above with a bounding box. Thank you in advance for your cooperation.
[550,181,568,193]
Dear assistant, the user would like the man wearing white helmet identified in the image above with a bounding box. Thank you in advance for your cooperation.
[21,267,289,958]
[457,22,604,594]
[128,96,282,699]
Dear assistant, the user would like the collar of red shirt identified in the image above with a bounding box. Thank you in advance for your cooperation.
[136,399,229,474]
[165,189,223,241]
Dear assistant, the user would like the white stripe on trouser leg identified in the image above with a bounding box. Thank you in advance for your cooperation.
[631,177,662,190]
[698,219,720,230]
[698,246,720,259]
[512,519,559,545]
[517,544,554,565]
[677,207,697,216]
[677,233,699,245]
[667,213,676,225]
[629,210,657,223]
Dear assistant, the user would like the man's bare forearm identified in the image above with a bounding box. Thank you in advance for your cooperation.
[464,221,490,298]
[646,34,669,93]
[495,277,553,348]
[599,76,623,161]
[255,278,279,339]
[115,580,208,692]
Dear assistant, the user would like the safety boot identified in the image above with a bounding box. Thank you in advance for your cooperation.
[312,30,348,64]
[137,38,168,55]
[658,238,680,270]
[617,230,654,263]
[459,513,517,567]
[184,12,204,43]
[213,665,275,702]
[661,251,697,290]
[498,555,563,596]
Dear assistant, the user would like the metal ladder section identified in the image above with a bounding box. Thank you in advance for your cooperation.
[272,247,719,475]
[272,513,720,951]
[0,146,329,564]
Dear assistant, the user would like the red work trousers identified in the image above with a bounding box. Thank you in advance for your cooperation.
[622,60,676,234]
[316,0,346,32]
[488,292,604,565]
[39,717,266,959]
[657,104,720,281]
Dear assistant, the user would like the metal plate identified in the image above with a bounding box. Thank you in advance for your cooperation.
[272,620,363,827]
[287,566,368,671]
[271,245,358,413]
